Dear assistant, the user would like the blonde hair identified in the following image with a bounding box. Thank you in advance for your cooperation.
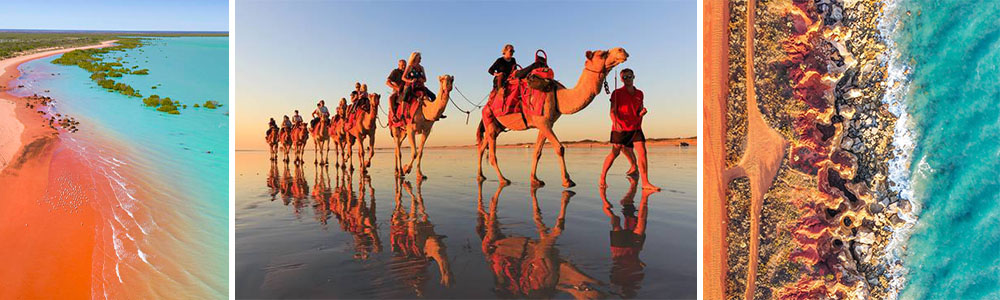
[404,51,421,77]
[361,84,368,93]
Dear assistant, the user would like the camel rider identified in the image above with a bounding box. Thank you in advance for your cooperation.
[267,118,278,135]
[292,110,304,125]
[400,51,437,120]
[312,100,329,126]
[349,83,372,115]
[386,59,406,121]
[488,44,517,90]
[337,98,348,118]
[281,115,292,129]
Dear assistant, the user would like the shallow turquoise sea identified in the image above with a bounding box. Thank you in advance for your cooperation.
[13,36,228,297]
[890,0,1000,298]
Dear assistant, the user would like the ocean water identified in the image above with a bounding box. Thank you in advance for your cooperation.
[236,147,696,299]
[886,1,1000,299]
[11,37,228,298]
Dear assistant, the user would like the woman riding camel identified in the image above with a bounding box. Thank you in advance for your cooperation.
[488,44,517,91]
[397,51,436,121]
[281,115,293,129]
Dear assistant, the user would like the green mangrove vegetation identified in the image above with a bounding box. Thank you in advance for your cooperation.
[3,31,228,116]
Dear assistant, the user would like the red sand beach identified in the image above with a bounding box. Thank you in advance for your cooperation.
[0,41,115,298]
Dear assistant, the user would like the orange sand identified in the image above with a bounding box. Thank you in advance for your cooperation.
[0,41,115,298]
[703,0,731,298]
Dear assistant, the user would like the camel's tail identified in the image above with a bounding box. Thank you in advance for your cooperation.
[476,120,485,146]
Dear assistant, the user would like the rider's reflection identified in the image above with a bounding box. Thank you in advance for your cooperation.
[388,179,453,296]
[600,177,650,298]
[477,182,605,299]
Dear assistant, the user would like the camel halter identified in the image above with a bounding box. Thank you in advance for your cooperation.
[584,64,612,94]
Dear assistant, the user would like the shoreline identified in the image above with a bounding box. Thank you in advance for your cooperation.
[0,40,116,298]
[0,40,117,172]
[708,0,914,298]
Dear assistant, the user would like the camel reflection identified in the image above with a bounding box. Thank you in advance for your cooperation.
[267,160,280,200]
[326,171,382,259]
[477,182,605,299]
[600,177,651,298]
[277,162,310,216]
[388,179,454,295]
[310,165,333,226]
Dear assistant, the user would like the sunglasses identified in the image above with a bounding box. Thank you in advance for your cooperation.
[623,75,634,79]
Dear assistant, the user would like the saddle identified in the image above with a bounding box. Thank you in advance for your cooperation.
[484,50,560,130]
[389,89,424,128]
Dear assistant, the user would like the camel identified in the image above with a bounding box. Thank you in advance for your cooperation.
[390,75,453,179]
[345,93,380,171]
[328,105,351,167]
[477,182,605,299]
[266,127,280,161]
[311,117,331,165]
[291,122,309,164]
[476,48,629,188]
[278,127,293,162]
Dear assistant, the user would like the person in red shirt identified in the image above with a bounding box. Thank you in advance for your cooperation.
[600,68,660,191]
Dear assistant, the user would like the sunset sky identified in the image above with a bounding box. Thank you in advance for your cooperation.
[235,0,695,150]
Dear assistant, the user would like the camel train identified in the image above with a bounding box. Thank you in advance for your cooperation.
[266,47,630,186]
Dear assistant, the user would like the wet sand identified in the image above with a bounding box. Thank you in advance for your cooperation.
[0,40,115,297]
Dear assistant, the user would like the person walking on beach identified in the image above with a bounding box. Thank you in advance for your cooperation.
[387,59,406,122]
[599,68,660,191]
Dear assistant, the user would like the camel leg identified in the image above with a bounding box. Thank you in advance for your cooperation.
[366,132,375,168]
[487,135,509,185]
[393,135,402,176]
[403,130,417,175]
[356,136,365,172]
[414,132,428,180]
[476,130,489,182]
[314,140,319,165]
[537,125,574,188]
[529,133,547,187]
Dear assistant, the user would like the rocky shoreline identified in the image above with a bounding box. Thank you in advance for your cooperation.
[724,0,915,298]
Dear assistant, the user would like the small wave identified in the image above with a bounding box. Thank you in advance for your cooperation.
[877,0,922,298]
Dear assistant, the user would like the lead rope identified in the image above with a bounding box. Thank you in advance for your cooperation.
[376,104,389,128]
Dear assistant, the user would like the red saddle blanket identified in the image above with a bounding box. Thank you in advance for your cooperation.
[389,91,424,128]
[483,80,546,121]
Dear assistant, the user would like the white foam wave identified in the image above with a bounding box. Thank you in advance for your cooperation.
[877,0,922,298]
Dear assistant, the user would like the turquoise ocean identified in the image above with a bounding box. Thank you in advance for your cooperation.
[12,37,228,297]
[884,0,1000,298]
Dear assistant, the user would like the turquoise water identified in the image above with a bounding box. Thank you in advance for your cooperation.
[889,1,1000,298]
[12,37,228,297]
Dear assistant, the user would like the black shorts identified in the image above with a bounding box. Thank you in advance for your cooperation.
[610,130,645,147]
